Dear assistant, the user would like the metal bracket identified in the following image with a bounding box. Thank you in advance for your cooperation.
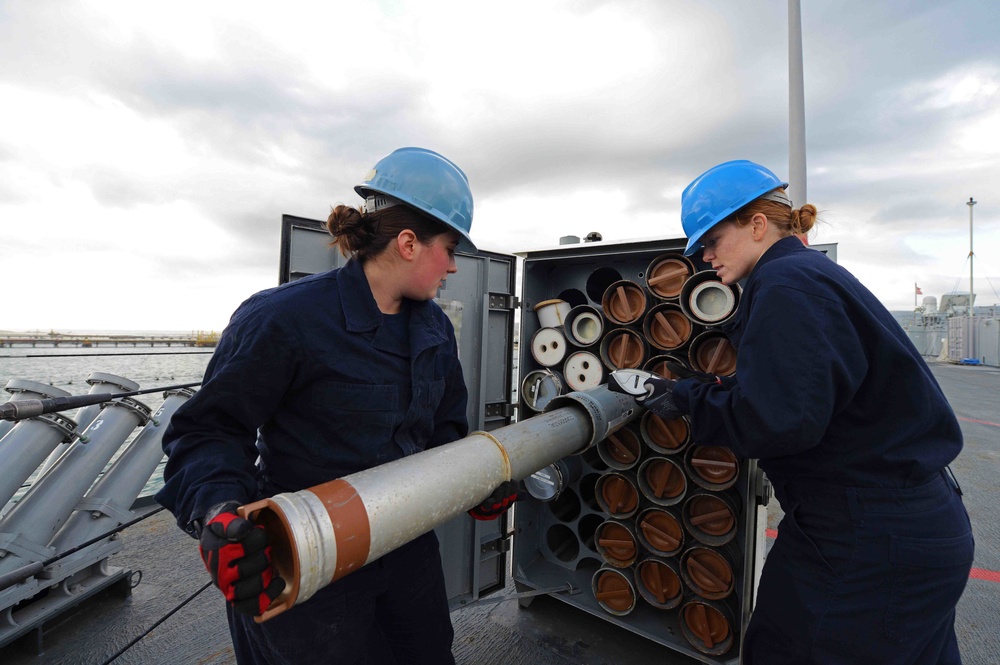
[0,531,55,562]
[75,497,134,524]
[484,402,515,419]
[488,293,519,311]
[755,470,772,507]
[464,583,578,607]
[478,532,512,556]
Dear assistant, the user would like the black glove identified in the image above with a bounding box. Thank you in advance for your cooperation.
[665,361,721,384]
[608,369,683,421]
[469,481,524,521]
[198,501,286,616]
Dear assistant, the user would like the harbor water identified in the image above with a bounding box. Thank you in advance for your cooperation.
[0,345,213,501]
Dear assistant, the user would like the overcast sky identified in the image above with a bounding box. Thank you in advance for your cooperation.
[2,0,999,331]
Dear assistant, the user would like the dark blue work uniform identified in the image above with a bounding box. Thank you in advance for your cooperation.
[673,236,974,664]
[156,258,469,665]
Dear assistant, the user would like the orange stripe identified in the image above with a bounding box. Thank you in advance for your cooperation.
[313,478,372,581]
[958,416,1000,428]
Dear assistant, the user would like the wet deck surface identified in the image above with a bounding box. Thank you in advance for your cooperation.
[3,362,998,664]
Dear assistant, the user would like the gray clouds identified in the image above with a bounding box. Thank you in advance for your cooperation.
[1,0,999,329]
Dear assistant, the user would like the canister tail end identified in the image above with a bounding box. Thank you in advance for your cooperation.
[240,498,301,623]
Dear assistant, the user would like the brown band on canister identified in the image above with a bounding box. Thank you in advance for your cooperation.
[473,430,513,481]
[318,479,373,581]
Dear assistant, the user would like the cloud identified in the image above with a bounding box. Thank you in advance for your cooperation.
[1,0,999,328]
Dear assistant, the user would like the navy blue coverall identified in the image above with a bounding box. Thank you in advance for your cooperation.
[156,258,469,665]
[673,236,974,664]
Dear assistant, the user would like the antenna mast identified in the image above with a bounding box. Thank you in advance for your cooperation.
[788,0,807,208]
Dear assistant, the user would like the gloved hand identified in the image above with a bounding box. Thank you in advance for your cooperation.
[469,481,524,521]
[665,361,721,385]
[198,501,286,616]
[608,368,683,421]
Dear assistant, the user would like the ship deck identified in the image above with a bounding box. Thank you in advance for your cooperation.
[3,361,998,665]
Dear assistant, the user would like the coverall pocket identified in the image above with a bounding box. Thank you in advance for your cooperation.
[884,531,974,644]
[310,381,399,463]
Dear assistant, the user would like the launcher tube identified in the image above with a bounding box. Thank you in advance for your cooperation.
[50,389,193,552]
[0,398,151,575]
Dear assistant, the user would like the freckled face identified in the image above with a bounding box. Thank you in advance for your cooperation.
[700,221,759,285]
[406,231,460,300]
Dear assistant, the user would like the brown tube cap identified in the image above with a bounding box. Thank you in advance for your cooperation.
[644,307,692,351]
[684,494,737,545]
[596,521,638,566]
[641,412,690,455]
[687,445,740,490]
[597,473,639,517]
[682,547,735,600]
[689,333,737,376]
[593,568,636,614]
[637,509,684,555]
[681,601,733,654]
[646,257,692,299]
[637,559,682,607]
[601,329,646,369]
[642,458,686,501]
[602,281,647,325]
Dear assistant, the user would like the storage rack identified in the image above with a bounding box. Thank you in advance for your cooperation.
[511,237,767,665]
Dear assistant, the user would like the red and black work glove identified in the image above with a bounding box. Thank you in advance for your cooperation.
[198,501,286,616]
[665,360,722,385]
[469,481,525,521]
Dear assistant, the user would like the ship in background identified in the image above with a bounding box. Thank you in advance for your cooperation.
[902,290,1000,366]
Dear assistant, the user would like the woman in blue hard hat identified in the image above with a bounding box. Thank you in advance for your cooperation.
[615,160,973,663]
[157,147,515,664]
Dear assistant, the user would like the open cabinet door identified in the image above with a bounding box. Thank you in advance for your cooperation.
[278,214,517,608]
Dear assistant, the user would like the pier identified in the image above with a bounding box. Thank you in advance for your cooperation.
[0,331,219,348]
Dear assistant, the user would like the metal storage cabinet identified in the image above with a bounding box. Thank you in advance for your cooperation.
[511,237,767,665]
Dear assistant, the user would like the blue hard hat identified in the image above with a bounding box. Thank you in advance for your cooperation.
[355,147,476,252]
[681,160,788,256]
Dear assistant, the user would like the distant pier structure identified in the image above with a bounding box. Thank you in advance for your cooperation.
[0,331,219,348]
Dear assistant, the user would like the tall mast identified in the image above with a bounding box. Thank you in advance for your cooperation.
[788,0,807,208]
[968,197,976,318]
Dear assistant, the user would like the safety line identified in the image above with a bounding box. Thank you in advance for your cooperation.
[764,528,998,584]
[99,580,213,665]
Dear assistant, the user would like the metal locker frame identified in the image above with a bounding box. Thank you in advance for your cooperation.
[277,214,517,609]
